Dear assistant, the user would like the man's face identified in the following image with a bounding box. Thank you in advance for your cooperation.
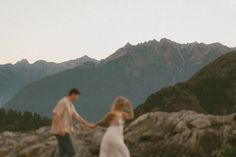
[70,94,80,103]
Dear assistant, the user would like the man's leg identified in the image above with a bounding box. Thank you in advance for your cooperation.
[56,135,66,157]
[58,134,75,157]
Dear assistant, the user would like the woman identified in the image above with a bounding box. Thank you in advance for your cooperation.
[97,96,134,157]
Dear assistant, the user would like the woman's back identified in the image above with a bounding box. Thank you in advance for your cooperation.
[99,96,133,157]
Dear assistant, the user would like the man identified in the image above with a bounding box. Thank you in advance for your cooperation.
[51,88,95,157]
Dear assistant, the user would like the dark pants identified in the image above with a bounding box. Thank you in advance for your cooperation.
[56,133,75,157]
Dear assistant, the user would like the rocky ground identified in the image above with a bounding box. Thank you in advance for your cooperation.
[0,111,236,157]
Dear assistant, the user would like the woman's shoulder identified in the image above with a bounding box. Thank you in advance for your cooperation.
[107,111,117,117]
[106,111,124,120]
[110,111,124,116]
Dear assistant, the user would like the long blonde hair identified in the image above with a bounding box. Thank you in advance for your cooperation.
[111,96,128,111]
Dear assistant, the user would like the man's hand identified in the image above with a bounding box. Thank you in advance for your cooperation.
[73,112,97,129]
[59,128,65,136]
[86,123,97,129]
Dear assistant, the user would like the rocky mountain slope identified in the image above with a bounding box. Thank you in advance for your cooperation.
[0,55,98,106]
[4,39,232,121]
[135,51,236,118]
[0,111,236,157]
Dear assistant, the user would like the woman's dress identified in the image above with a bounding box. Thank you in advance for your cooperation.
[99,118,130,157]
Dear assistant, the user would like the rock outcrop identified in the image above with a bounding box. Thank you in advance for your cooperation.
[126,111,236,157]
[0,111,236,157]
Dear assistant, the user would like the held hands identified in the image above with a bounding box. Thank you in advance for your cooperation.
[74,113,97,129]
[86,123,97,129]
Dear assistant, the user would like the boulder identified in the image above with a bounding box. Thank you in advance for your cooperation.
[0,111,235,157]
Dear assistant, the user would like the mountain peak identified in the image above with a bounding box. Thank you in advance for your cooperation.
[159,38,174,44]
[209,42,225,48]
[80,55,91,60]
[146,39,158,44]
[15,59,30,66]
[78,55,98,62]
[124,42,132,48]
[16,59,29,64]
[61,55,98,68]
[104,43,133,63]
[33,60,49,65]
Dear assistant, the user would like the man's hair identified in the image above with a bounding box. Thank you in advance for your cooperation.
[68,88,81,96]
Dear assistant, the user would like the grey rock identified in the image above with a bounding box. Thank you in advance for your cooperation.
[0,111,236,157]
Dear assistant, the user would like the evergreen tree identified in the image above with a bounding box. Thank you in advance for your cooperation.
[0,108,51,132]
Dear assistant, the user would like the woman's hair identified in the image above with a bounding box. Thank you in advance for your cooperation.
[111,96,128,111]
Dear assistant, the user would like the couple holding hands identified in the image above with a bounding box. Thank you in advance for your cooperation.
[51,88,134,157]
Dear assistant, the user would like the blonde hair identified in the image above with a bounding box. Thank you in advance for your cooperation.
[111,96,128,111]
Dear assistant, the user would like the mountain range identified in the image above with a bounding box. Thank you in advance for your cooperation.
[0,55,98,106]
[1,49,236,157]
[4,38,233,121]
[135,51,236,118]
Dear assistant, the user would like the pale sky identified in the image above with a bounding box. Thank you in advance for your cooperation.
[0,0,236,64]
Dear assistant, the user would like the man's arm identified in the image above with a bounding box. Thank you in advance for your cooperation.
[72,112,95,128]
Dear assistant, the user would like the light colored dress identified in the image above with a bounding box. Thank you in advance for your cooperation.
[99,118,130,157]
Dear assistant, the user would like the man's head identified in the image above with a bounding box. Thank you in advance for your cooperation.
[68,88,81,103]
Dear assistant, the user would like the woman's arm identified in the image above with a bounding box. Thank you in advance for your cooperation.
[97,112,116,127]
[123,101,134,120]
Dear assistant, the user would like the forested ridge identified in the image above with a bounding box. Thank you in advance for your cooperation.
[0,108,51,132]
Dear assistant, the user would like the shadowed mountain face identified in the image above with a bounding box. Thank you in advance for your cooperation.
[4,39,232,121]
[135,51,236,118]
[0,55,98,106]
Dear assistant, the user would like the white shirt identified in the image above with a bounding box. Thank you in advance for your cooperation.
[50,97,80,134]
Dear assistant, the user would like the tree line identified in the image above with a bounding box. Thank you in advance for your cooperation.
[0,108,51,132]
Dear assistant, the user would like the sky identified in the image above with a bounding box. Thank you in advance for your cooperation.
[0,0,236,64]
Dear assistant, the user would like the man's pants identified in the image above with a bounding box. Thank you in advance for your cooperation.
[56,133,75,157]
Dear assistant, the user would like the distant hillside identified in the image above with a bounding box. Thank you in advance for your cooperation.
[135,51,236,118]
[0,55,98,106]
[0,108,51,132]
[4,38,232,121]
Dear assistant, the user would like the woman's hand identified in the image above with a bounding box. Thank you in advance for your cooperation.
[123,101,134,120]
[86,123,97,129]
[125,101,132,111]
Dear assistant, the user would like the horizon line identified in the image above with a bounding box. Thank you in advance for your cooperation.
[1,37,235,65]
